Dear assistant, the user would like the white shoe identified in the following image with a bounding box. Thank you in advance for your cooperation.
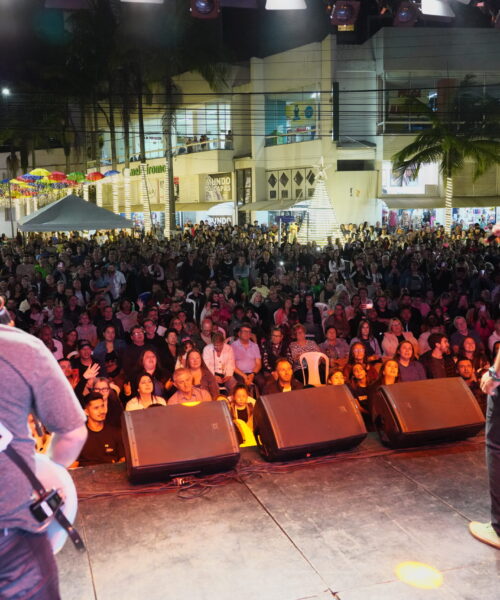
[469,521,500,549]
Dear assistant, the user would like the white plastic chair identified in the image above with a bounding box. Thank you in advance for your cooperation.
[299,351,328,387]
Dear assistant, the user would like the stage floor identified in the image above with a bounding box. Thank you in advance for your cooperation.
[57,433,500,600]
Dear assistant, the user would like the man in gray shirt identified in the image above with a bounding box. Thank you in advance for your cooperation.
[0,325,87,600]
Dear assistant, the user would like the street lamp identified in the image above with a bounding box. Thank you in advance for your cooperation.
[1,88,10,97]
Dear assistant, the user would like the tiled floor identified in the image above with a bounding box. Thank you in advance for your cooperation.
[57,435,500,600]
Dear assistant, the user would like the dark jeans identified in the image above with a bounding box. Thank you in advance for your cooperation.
[0,530,60,600]
[486,390,500,535]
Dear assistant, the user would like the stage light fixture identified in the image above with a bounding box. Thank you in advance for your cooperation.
[330,0,361,30]
[190,0,220,18]
[265,0,307,8]
[393,1,419,25]
[421,0,455,20]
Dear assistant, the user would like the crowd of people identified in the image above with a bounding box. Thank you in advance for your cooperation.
[0,218,499,467]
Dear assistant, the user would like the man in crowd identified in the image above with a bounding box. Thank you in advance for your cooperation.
[168,368,212,405]
[231,323,262,390]
[74,392,124,467]
[202,332,237,395]
[263,358,304,394]
[420,333,457,379]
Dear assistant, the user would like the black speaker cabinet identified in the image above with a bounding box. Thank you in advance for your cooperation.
[254,385,367,461]
[122,401,240,483]
[371,377,485,448]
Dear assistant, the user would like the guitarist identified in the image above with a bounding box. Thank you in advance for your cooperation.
[0,323,88,600]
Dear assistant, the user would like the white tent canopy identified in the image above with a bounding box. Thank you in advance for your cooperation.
[18,194,134,232]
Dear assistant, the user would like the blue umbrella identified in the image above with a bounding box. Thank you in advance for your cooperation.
[104,170,120,177]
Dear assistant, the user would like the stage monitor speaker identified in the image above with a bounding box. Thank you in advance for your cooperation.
[372,377,485,448]
[254,385,367,461]
[122,402,240,483]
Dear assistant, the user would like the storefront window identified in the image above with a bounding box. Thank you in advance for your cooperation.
[265,91,319,147]
[173,103,231,153]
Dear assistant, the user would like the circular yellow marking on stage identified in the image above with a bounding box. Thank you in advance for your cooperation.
[395,561,443,589]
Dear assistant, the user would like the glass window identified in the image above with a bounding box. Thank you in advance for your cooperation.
[265,90,319,147]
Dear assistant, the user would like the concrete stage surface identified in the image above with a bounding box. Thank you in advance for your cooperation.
[57,433,500,600]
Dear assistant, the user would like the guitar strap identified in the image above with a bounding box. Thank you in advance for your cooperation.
[2,442,86,553]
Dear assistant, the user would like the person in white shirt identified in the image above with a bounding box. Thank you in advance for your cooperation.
[202,332,237,395]
[106,264,126,301]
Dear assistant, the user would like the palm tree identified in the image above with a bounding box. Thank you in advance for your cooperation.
[155,8,228,238]
[392,78,500,233]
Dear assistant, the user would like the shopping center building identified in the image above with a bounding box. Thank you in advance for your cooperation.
[2,27,500,235]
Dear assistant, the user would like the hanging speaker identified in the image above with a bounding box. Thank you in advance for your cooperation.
[371,378,485,448]
[254,386,367,462]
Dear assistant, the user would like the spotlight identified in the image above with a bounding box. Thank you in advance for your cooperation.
[393,0,419,25]
[421,0,455,20]
[190,0,220,18]
[265,0,307,8]
[330,0,360,30]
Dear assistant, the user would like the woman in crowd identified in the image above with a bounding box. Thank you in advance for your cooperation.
[297,293,323,342]
[92,324,127,368]
[62,329,79,358]
[163,328,179,374]
[368,359,399,417]
[185,349,219,400]
[289,323,321,383]
[381,317,419,358]
[274,296,293,326]
[175,339,195,369]
[328,369,345,386]
[347,363,371,417]
[345,293,362,321]
[115,299,138,333]
[130,348,171,399]
[350,320,382,361]
[76,311,98,347]
[394,340,427,382]
[125,372,167,411]
[343,342,379,383]
[375,295,393,326]
[457,336,490,378]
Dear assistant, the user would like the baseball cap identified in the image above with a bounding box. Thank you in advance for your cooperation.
[78,339,92,350]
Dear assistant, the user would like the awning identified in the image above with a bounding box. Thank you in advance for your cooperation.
[238,200,275,211]
[175,201,231,212]
[381,196,500,209]
[239,198,309,211]
[454,197,500,208]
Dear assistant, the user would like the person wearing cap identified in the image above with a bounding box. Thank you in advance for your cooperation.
[71,339,100,381]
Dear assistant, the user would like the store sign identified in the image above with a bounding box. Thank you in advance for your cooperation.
[206,173,232,202]
[206,215,232,225]
[285,102,315,125]
[128,164,166,177]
